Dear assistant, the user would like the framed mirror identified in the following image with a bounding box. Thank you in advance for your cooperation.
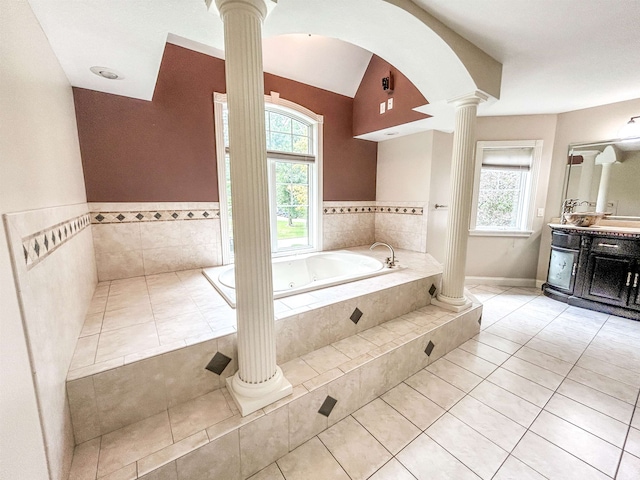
[562,136,640,219]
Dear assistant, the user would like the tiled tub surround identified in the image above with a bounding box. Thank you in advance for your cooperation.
[89,202,222,281]
[322,201,427,252]
[66,248,442,445]
[375,201,428,253]
[67,299,481,480]
[71,287,640,480]
[3,203,97,480]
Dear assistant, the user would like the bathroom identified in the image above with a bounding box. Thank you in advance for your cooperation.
[3,1,640,479]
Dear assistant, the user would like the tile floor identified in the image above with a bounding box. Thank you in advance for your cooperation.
[248,285,640,480]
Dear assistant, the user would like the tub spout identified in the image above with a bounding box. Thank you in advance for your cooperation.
[370,242,396,268]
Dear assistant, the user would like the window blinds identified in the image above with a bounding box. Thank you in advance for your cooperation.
[481,147,533,171]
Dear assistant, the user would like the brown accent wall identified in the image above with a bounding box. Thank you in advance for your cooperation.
[74,43,378,202]
[352,55,429,137]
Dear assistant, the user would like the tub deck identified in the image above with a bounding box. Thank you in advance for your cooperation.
[68,247,443,379]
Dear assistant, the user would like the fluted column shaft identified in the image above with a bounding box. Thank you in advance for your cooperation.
[436,92,486,310]
[216,0,291,414]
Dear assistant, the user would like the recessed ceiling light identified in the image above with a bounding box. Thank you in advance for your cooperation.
[90,66,122,80]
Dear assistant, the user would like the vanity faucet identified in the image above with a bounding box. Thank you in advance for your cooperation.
[370,242,396,268]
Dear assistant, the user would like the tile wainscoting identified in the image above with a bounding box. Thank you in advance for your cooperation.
[3,203,97,480]
[323,201,428,253]
[89,203,223,281]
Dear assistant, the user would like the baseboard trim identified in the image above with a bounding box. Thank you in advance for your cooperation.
[465,276,538,288]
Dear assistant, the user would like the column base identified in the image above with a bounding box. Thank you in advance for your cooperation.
[432,294,473,313]
[226,366,293,416]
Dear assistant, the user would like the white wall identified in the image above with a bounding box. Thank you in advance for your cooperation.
[467,114,558,283]
[426,130,453,263]
[537,98,640,282]
[0,1,89,478]
[376,132,433,202]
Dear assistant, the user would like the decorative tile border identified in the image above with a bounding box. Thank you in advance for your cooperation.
[323,205,423,215]
[90,209,221,224]
[22,214,91,269]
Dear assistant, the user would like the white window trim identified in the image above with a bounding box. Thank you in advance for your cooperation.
[470,139,543,237]
[213,92,324,264]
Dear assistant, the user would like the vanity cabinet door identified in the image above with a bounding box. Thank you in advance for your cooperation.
[630,270,640,311]
[583,254,634,307]
[547,247,578,293]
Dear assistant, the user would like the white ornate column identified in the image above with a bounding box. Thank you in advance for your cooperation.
[433,91,487,312]
[216,0,291,415]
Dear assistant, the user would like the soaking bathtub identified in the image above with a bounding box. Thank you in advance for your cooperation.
[203,250,402,306]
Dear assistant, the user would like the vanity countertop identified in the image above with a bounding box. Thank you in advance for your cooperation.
[549,222,640,236]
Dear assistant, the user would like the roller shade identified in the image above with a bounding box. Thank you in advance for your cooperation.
[225,147,315,163]
[482,147,533,171]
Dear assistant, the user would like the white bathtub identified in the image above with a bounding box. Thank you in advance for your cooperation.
[205,251,400,305]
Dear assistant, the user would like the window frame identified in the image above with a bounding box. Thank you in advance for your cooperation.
[213,92,324,264]
[470,139,543,237]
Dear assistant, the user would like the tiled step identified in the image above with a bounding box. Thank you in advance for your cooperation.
[66,265,441,446]
[67,301,482,480]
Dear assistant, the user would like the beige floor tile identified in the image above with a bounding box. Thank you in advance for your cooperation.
[302,345,351,374]
[80,313,104,337]
[281,357,320,386]
[381,382,445,430]
[318,416,391,480]
[168,390,233,442]
[352,399,420,454]
[405,369,466,410]
[513,431,609,480]
[486,368,553,408]
[357,325,400,346]
[529,411,621,476]
[69,437,101,480]
[156,312,212,346]
[69,335,99,370]
[514,346,574,376]
[577,355,640,387]
[137,431,208,477]
[568,366,639,404]
[557,379,634,424]
[277,437,349,480]
[501,356,564,390]
[475,332,521,354]
[459,339,511,365]
[368,458,415,480]
[102,303,154,332]
[544,394,628,447]
[525,337,583,363]
[426,358,482,392]
[469,380,541,428]
[444,348,497,378]
[617,452,640,480]
[625,427,640,458]
[95,322,159,363]
[426,413,508,479]
[332,335,376,359]
[450,396,526,452]
[100,463,137,480]
[397,433,480,480]
[97,412,173,478]
[151,297,199,320]
[632,407,640,428]
[484,324,533,345]
[247,463,285,480]
[493,455,545,480]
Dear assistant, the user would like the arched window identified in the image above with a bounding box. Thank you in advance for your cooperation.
[214,93,323,263]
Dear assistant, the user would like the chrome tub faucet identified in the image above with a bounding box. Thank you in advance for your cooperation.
[370,242,396,268]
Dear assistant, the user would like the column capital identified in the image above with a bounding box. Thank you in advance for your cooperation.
[447,90,489,108]
[215,0,276,19]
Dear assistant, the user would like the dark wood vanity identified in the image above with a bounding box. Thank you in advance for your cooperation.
[543,224,640,320]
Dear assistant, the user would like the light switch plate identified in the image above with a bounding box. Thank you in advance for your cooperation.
[387,98,394,110]
[379,102,386,114]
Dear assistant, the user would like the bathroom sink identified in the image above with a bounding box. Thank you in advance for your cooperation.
[563,212,606,227]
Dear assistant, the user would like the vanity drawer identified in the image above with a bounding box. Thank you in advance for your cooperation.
[551,230,581,250]
[590,237,640,257]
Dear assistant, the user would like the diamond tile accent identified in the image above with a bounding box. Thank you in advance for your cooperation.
[203,211,210,218]
[136,213,144,220]
[116,214,125,221]
[424,340,435,356]
[478,316,482,325]
[154,213,162,219]
[171,212,179,219]
[429,284,437,296]
[350,307,363,324]
[95,214,105,222]
[318,396,338,417]
[205,352,232,375]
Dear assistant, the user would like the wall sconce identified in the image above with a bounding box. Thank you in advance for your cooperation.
[381,72,394,93]
[618,115,640,138]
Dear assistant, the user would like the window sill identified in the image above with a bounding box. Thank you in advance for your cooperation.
[469,229,533,238]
